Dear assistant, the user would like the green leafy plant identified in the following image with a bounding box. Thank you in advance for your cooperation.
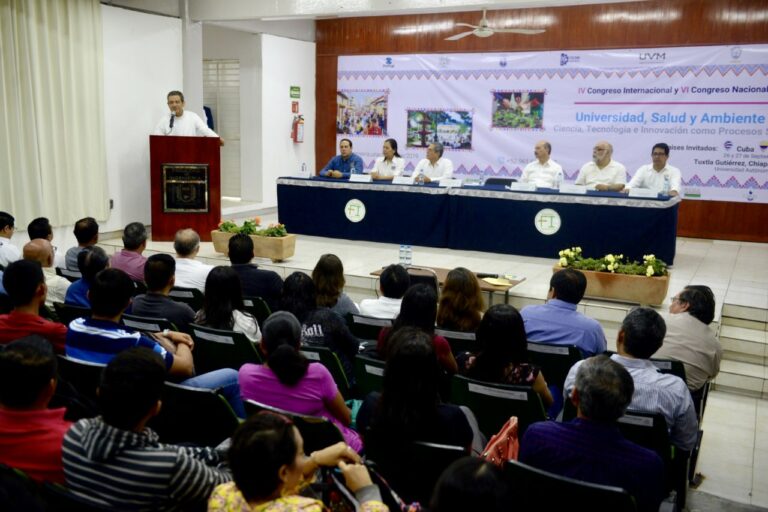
[557,246,667,277]
[217,217,289,237]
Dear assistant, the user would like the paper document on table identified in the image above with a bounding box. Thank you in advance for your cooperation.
[483,277,512,286]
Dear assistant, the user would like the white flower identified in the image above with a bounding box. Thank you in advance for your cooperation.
[559,257,568,267]
[575,247,582,253]
[559,250,565,257]
[605,254,615,263]
[646,265,654,277]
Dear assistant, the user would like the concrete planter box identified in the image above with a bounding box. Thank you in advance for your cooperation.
[211,231,296,263]
[553,265,670,306]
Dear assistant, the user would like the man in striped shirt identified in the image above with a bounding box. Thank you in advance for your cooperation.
[62,347,232,510]
[564,307,698,452]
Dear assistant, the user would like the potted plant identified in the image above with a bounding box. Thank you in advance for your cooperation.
[211,218,296,262]
[553,247,670,305]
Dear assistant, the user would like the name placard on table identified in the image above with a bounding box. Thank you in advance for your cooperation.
[349,174,372,183]
[506,182,537,192]
[558,184,588,195]
[393,176,415,185]
[439,178,463,188]
[628,188,660,198]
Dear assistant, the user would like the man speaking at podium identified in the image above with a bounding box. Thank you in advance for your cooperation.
[153,90,224,146]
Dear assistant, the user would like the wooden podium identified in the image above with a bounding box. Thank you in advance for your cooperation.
[149,135,221,242]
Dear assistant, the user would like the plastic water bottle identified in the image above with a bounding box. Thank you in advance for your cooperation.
[399,245,407,265]
[405,245,413,266]
[662,175,670,196]
[415,172,425,185]
[350,162,356,175]
[554,169,564,190]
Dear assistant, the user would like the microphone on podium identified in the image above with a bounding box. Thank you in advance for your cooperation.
[169,113,175,130]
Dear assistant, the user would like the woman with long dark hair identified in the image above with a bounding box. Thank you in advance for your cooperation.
[209,412,388,511]
[195,265,261,342]
[238,311,362,451]
[436,267,485,332]
[370,138,404,181]
[312,254,359,317]
[464,304,553,408]
[378,284,457,373]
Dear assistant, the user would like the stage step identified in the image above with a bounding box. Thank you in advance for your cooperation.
[713,302,768,399]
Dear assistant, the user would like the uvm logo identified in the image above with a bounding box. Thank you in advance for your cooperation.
[534,208,561,235]
[724,141,733,150]
[344,199,366,223]
[639,52,666,62]
[383,57,394,68]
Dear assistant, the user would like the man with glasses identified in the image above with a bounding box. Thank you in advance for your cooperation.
[625,143,682,196]
[575,140,626,191]
[0,212,21,268]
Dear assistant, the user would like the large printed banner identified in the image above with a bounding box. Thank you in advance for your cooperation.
[336,44,768,203]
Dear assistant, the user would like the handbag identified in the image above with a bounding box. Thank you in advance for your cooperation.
[481,416,519,467]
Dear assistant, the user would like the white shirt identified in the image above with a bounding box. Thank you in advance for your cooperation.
[520,159,563,188]
[627,164,682,194]
[42,266,71,307]
[153,111,219,138]
[575,160,627,188]
[174,257,213,292]
[233,309,262,343]
[653,312,722,391]
[359,296,402,319]
[413,157,453,182]
[371,156,405,178]
[0,238,21,267]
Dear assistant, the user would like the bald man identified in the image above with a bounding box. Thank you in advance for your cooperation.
[23,239,71,307]
[173,229,213,292]
[575,141,626,191]
[520,140,563,188]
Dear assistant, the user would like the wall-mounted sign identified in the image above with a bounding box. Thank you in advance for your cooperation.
[290,86,301,99]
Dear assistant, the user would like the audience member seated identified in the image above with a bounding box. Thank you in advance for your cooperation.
[521,356,665,512]
[378,284,458,374]
[312,253,359,318]
[654,285,722,391]
[27,216,64,268]
[109,222,148,282]
[64,245,109,307]
[436,267,485,332]
[65,268,245,417]
[23,239,70,307]
[430,457,510,512]
[238,311,362,452]
[0,261,67,352]
[359,264,410,319]
[228,234,283,313]
[358,328,473,465]
[194,265,261,342]
[62,347,232,509]
[463,304,553,409]
[281,272,359,384]
[521,268,607,357]
[208,412,387,512]
[173,228,213,292]
[130,254,195,333]
[564,307,698,451]
[64,217,99,271]
[0,335,72,483]
[0,211,21,267]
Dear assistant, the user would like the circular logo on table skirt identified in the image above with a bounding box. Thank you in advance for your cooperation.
[344,199,366,223]
[534,208,561,235]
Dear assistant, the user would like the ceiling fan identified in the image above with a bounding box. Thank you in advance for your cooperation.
[445,9,545,41]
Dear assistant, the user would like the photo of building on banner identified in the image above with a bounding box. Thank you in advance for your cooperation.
[406,109,473,150]
[492,91,546,129]
[336,90,388,136]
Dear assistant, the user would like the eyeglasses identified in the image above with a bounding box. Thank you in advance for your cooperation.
[652,152,666,157]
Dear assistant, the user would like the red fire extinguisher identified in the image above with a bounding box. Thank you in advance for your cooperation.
[291,115,304,143]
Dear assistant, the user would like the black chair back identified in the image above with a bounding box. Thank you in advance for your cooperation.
[121,313,176,333]
[406,266,439,294]
[434,328,477,355]
[244,400,344,454]
[56,355,105,402]
[148,382,240,446]
[56,267,82,282]
[503,459,637,511]
[189,323,263,374]
[347,313,392,342]
[484,177,518,186]
[242,296,272,326]
[53,302,91,326]
[353,355,385,398]
[650,358,687,383]
[168,286,204,311]
[526,342,583,392]
[299,346,351,399]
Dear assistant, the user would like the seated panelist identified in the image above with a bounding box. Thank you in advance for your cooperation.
[319,138,365,179]
[412,142,453,183]
[625,143,681,197]
[370,138,405,181]
[520,140,562,188]
[575,140,626,191]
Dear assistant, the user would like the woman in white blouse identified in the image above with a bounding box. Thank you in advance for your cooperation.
[370,138,405,180]
[195,266,262,342]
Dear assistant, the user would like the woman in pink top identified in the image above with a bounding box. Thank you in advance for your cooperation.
[238,311,362,452]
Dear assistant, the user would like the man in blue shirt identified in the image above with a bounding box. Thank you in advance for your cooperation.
[319,138,365,179]
[521,268,607,357]
[520,355,665,512]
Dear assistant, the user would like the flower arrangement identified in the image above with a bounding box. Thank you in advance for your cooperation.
[217,217,289,237]
[557,246,668,277]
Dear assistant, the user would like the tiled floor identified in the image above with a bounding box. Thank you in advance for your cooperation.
[104,217,768,508]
